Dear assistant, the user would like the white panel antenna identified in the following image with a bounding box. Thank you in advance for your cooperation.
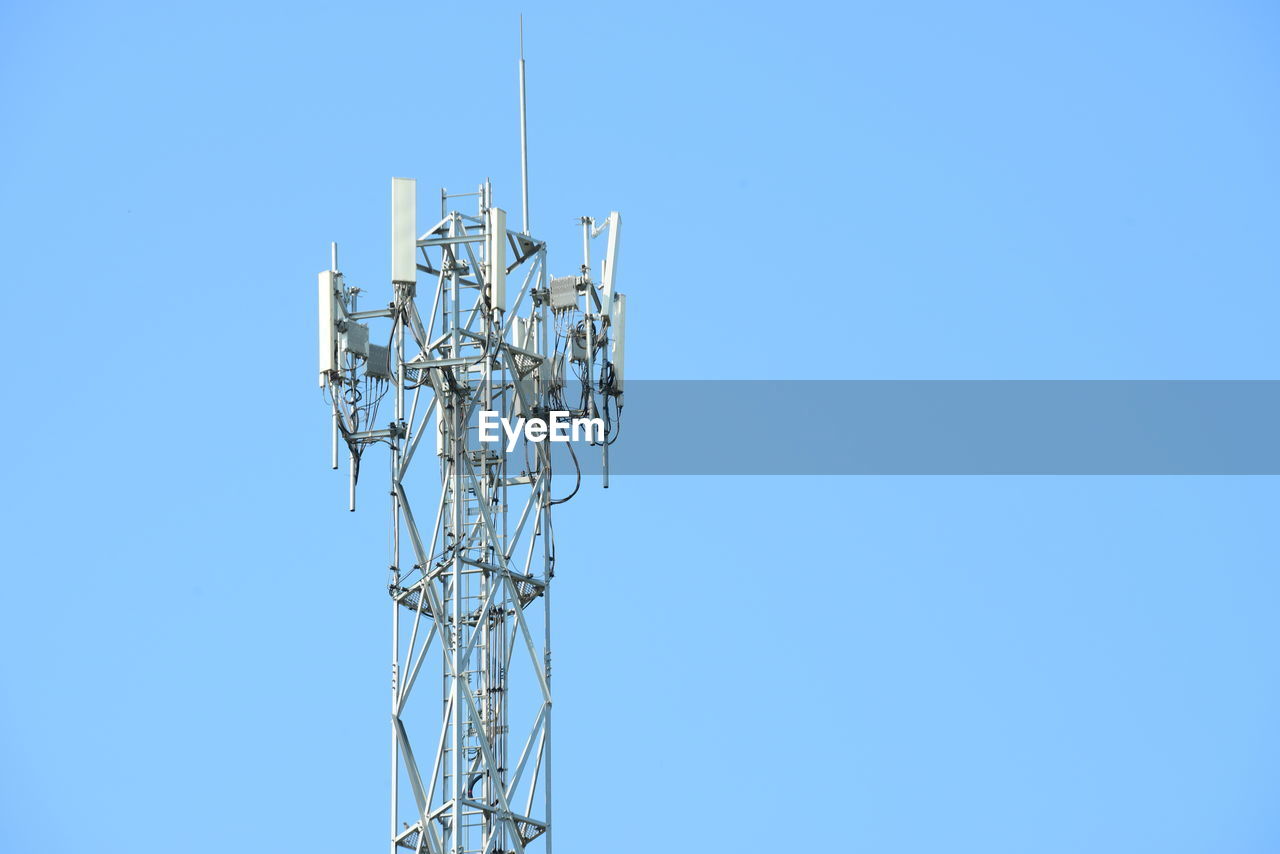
[610,292,626,391]
[318,270,338,386]
[600,211,621,309]
[391,177,416,284]
[487,206,507,312]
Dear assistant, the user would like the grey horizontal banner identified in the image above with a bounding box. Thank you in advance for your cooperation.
[534,381,1280,474]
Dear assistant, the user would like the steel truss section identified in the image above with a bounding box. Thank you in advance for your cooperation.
[328,182,558,854]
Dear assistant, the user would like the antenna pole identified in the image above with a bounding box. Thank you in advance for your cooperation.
[519,17,530,234]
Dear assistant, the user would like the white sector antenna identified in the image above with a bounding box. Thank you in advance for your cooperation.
[487,206,507,312]
[600,211,621,309]
[318,270,338,385]
[610,292,626,390]
[391,177,417,284]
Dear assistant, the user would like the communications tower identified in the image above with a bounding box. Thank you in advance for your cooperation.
[316,42,626,854]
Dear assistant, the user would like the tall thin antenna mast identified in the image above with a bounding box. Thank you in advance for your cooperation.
[519,16,530,234]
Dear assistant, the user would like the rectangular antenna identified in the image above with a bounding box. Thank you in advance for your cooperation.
[610,292,626,392]
[392,177,417,283]
[601,212,621,308]
[318,270,337,386]
[488,207,507,312]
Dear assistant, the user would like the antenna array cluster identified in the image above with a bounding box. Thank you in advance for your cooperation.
[316,126,625,853]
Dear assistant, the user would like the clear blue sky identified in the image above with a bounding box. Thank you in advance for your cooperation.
[3,1,1280,852]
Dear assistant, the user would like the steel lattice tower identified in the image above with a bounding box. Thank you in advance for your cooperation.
[318,155,624,853]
